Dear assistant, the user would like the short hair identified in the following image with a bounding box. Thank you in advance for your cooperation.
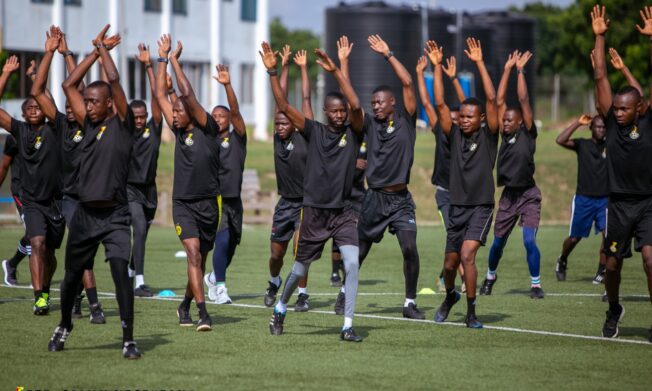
[324,91,347,106]
[615,85,642,101]
[461,97,485,114]
[505,106,523,117]
[21,97,37,112]
[450,105,460,113]
[372,85,394,96]
[130,100,147,110]
[212,105,230,113]
[86,81,112,98]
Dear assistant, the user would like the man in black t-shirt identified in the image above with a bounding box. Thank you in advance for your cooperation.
[260,42,364,342]
[428,38,500,329]
[554,114,608,284]
[45,25,140,359]
[203,64,247,306]
[480,51,544,299]
[591,6,652,341]
[155,35,220,333]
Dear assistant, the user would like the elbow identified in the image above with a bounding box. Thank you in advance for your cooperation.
[518,95,529,105]
[402,77,413,89]
[106,72,120,84]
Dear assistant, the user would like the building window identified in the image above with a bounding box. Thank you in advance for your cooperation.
[173,0,187,15]
[240,63,254,105]
[31,0,82,4]
[144,0,161,12]
[127,59,149,101]
[0,51,45,100]
[241,0,256,22]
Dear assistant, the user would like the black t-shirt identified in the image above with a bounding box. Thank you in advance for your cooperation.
[302,119,362,208]
[172,114,221,200]
[10,118,62,202]
[77,111,135,204]
[274,131,307,199]
[363,109,416,189]
[218,129,247,198]
[3,135,21,197]
[497,124,537,188]
[604,107,652,195]
[350,137,367,203]
[128,118,162,185]
[56,112,84,197]
[571,138,608,197]
[431,121,451,188]
[449,124,498,206]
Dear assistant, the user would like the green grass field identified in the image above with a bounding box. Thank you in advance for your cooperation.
[1,225,651,390]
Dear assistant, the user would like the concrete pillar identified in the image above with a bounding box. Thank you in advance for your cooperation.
[210,0,221,109]
[51,0,64,109]
[254,0,269,141]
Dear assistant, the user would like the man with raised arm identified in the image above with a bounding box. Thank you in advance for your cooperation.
[154,35,220,332]
[46,25,140,358]
[591,5,652,341]
[429,38,499,329]
[260,41,364,342]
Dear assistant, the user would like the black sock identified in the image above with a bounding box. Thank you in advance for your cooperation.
[608,300,621,315]
[597,264,606,274]
[332,259,342,274]
[559,254,568,263]
[445,287,456,305]
[122,322,134,343]
[467,297,477,317]
[86,287,98,305]
[181,295,193,309]
[42,285,50,295]
[197,302,208,317]
[34,290,42,301]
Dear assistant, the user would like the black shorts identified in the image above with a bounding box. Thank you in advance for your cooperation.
[445,205,494,253]
[23,199,65,249]
[603,194,652,259]
[12,194,24,220]
[173,197,220,253]
[295,206,358,263]
[127,182,158,211]
[270,197,302,242]
[61,194,79,227]
[217,196,243,244]
[435,187,451,230]
[358,188,417,243]
[493,186,541,238]
[65,203,131,272]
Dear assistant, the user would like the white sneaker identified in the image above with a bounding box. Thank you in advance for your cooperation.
[204,273,218,302]
[214,285,232,304]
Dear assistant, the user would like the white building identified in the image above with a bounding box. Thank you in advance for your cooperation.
[0,0,270,140]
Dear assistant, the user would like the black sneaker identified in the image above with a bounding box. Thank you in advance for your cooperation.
[294,293,310,312]
[196,314,212,332]
[402,303,425,320]
[334,292,345,315]
[2,259,17,286]
[434,291,460,323]
[269,310,285,336]
[134,285,154,298]
[89,303,106,324]
[592,270,605,285]
[464,314,483,329]
[602,304,625,338]
[72,294,83,319]
[555,257,567,281]
[479,276,497,295]
[330,273,342,287]
[177,304,193,327]
[122,341,142,359]
[48,325,72,352]
[530,286,545,299]
[264,279,281,308]
[340,327,363,342]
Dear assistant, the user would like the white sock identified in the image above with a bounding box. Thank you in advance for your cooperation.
[343,316,353,329]
[275,301,287,314]
[216,282,226,288]
[487,270,497,280]
[270,275,281,287]
[298,287,308,295]
[209,272,216,284]
[340,286,346,293]
[128,268,135,278]
[135,275,145,287]
[404,298,415,307]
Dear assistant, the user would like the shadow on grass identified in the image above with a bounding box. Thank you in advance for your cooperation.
[73,333,174,352]
[621,296,651,303]
[358,279,387,286]
[303,325,378,338]
[619,326,651,339]
[215,315,247,325]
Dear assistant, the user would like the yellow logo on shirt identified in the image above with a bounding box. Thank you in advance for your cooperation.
[386,120,395,134]
[185,133,194,146]
[143,127,151,139]
[338,134,347,148]
[286,141,294,151]
[175,224,182,236]
[609,241,618,253]
[629,125,639,140]
[72,130,83,143]
[34,136,42,150]
[96,126,106,141]
[360,141,367,154]
[221,137,230,149]
[602,148,607,159]
[470,143,478,152]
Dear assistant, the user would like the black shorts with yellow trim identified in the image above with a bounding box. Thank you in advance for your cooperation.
[173,196,220,254]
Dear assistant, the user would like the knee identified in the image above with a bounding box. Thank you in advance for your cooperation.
[30,237,46,253]
[605,257,621,273]
[401,241,419,262]
[269,250,284,265]
[523,236,538,252]
[186,250,202,268]
[568,237,580,245]
[460,251,476,266]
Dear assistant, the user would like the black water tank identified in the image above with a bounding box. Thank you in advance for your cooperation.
[427,10,460,106]
[459,22,497,103]
[324,1,422,112]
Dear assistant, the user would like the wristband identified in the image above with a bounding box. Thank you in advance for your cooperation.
[385,51,394,61]
[267,68,278,76]
[168,88,175,94]
[157,57,169,63]
[95,43,105,50]
[517,69,526,74]
[63,50,73,57]
[145,63,152,69]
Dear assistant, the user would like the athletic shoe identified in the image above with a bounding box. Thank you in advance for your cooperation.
[434,291,460,323]
[402,303,425,320]
[33,296,49,315]
[269,310,285,336]
[177,304,193,327]
[592,270,605,285]
[122,341,141,359]
[48,325,72,352]
[196,314,212,332]
[89,303,106,324]
[602,304,625,338]
[264,279,281,307]
[2,260,17,286]
[134,284,154,298]
[464,314,483,329]
[294,293,310,312]
[334,291,345,315]
[555,257,567,281]
[330,272,342,287]
[436,276,446,293]
[340,327,363,342]
[72,294,83,319]
[530,286,545,299]
[204,273,218,302]
[214,285,232,304]
[479,276,497,295]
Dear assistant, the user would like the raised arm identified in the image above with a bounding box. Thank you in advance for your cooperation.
[31,26,61,121]
[293,50,313,119]
[426,40,451,134]
[591,5,612,117]
[135,43,162,125]
[337,35,353,81]
[154,35,174,128]
[279,45,291,98]
[315,48,363,133]
[415,55,437,127]
[556,114,591,150]
[94,26,127,121]
[609,47,646,113]
[0,56,20,131]
[442,56,465,103]
[169,40,208,128]
[259,41,306,131]
[515,51,534,130]
[465,37,498,133]
[57,29,84,91]
[214,64,246,136]
[368,34,416,116]
[62,51,98,125]
[497,51,518,126]
[636,5,652,109]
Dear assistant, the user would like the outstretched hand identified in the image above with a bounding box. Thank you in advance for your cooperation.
[443,56,457,78]
[416,55,427,73]
[213,64,231,85]
[368,34,390,57]
[27,60,37,76]
[314,49,337,72]
[258,41,278,70]
[171,41,183,60]
[293,49,307,67]
[45,25,61,53]
[609,48,624,70]
[279,45,292,66]
[424,40,443,66]
[92,24,111,47]
[591,5,609,36]
[158,34,172,58]
[578,114,592,126]
[57,28,69,54]
[504,50,519,71]
[464,37,483,63]
[637,6,652,36]
[515,51,532,70]
[3,55,19,74]
[136,43,151,65]
[337,35,353,61]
